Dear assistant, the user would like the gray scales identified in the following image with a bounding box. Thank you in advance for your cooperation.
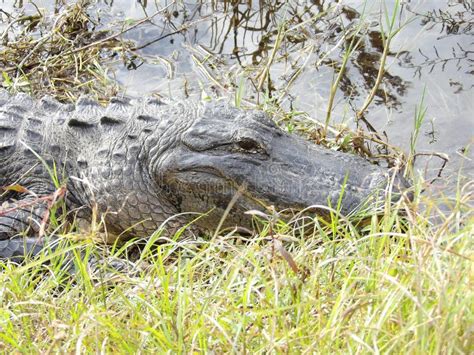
[0,91,411,259]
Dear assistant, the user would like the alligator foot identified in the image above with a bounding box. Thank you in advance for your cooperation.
[0,234,139,279]
[0,236,47,261]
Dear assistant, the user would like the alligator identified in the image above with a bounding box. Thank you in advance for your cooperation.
[0,91,411,260]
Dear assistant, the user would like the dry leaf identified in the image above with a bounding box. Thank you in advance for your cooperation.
[2,184,30,194]
[274,239,299,273]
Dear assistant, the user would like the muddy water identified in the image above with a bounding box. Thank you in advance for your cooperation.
[1,0,473,185]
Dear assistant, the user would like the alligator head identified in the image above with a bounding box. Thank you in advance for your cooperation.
[154,102,411,231]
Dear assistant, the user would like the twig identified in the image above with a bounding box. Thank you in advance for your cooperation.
[0,187,65,217]
[132,15,213,51]
[413,151,449,182]
[256,23,286,91]
[0,14,41,41]
[39,186,67,237]
[64,5,173,55]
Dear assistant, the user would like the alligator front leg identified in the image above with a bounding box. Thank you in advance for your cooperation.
[0,198,137,275]
[0,198,53,260]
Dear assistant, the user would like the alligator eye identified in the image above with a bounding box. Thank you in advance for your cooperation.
[237,137,261,151]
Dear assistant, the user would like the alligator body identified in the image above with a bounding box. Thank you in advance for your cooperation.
[0,91,409,259]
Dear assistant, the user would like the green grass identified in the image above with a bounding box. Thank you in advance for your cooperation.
[0,175,472,353]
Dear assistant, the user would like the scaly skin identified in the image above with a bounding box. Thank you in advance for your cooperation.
[0,91,410,259]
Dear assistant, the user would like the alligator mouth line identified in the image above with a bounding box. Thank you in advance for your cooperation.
[174,167,268,210]
[176,167,225,179]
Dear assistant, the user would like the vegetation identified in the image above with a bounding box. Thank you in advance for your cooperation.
[0,176,471,353]
[0,1,472,353]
